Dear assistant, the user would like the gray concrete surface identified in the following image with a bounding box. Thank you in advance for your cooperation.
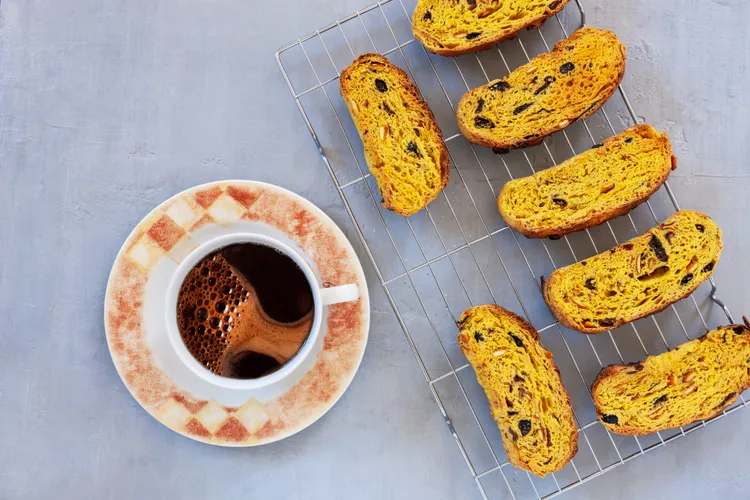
[1,0,748,499]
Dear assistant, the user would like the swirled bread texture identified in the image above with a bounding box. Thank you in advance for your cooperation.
[412,0,571,56]
[498,124,676,238]
[458,305,578,476]
[457,27,626,150]
[543,210,722,334]
[340,54,449,216]
[592,320,750,435]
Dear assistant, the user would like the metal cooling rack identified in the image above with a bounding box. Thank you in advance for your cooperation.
[276,1,743,498]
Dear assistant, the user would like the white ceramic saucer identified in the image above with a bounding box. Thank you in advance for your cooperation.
[104,181,369,446]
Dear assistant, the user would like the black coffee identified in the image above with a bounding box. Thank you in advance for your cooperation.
[176,242,314,379]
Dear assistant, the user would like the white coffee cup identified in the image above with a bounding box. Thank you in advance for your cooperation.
[164,232,359,390]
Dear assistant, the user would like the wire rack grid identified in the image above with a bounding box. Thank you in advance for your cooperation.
[276,1,743,498]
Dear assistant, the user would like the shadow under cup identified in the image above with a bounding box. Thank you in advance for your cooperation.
[175,240,317,381]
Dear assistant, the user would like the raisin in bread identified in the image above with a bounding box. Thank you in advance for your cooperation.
[412,0,571,56]
[498,125,676,238]
[458,305,578,476]
[542,210,722,334]
[592,319,750,435]
[456,27,626,150]
[340,54,449,216]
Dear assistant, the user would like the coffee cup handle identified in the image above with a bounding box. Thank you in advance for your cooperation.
[319,283,359,306]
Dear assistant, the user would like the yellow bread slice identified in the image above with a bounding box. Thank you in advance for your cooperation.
[542,210,722,334]
[498,124,677,238]
[592,319,750,435]
[458,305,578,476]
[412,0,571,56]
[340,53,449,216]
[456,27,626,150]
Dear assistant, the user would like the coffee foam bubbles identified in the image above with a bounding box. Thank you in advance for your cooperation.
[176,253,250,373]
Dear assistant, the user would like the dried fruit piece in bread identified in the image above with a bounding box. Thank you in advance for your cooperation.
[592,319,750,435]
[340,53,449,216]
[412,0,571,56]
[498,124,676,238]
[458,304,578,476]
[456,27,626,151]
[543,210,722,334]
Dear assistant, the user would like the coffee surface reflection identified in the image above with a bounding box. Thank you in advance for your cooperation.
[176,242,314,379]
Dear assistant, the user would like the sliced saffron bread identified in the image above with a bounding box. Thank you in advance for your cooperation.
[592,319,750,435]
[456,27,626,150]
[498,124,676,238]
[412,0,571,56]
[458,304,577,476]
[340,53,449,216]
[543,210,722,334]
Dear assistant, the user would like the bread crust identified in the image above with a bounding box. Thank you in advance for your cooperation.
[412,0,571,57]
[542,210,722,334]
[339,54,449,216]
[591,319,750,435]
[456,28,626,151]
[497,124,677,239]
[458,304,578,476]
[459,304,541,342]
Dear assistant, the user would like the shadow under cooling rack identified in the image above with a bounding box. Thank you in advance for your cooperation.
[276,1,742,498]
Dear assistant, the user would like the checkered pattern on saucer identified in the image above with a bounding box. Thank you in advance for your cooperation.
[105,181,368,446]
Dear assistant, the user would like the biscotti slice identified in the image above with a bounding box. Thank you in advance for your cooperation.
[456,27,626,150]
[592,318,750,435]
[458,305,578,476]
[340,54,449,217]
[498,124,677,238]
[542,210,722,334]
[412,0,571,56]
